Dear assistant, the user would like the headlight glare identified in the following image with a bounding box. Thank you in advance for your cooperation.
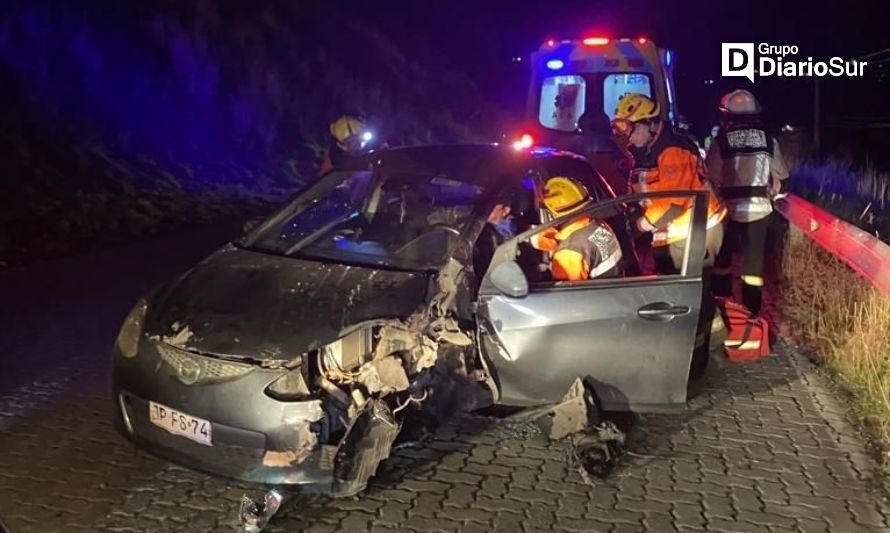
[116,299,148,358]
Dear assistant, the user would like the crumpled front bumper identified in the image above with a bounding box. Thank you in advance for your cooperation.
[111,340,337,487]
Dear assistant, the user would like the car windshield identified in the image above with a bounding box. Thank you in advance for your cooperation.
[246,169,487,270]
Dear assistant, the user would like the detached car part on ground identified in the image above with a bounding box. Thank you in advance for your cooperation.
[112,144,712,498]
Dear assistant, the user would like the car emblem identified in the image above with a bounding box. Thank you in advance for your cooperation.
[177,358,202,385]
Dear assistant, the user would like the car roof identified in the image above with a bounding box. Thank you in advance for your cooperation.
[341,143,591,178]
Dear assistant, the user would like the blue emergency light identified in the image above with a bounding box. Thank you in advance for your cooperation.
[546,59,564,70]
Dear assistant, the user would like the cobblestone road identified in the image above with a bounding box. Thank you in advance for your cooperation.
[1,229,889,532]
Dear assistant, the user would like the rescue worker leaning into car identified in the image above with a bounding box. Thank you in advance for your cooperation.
[531,177,623,281]
[318,115,377,175]
[611,93,726,275]
[705,89,790,316]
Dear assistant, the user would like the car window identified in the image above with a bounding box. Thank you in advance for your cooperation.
[247,169,487,270]
[603,73,653,121]
[515,192,699,285]
[540,158,612,203]
[539,75,586,132]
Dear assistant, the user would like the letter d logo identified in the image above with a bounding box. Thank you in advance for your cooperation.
[722,43,755,83]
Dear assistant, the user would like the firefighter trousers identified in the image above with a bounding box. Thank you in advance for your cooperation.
[652,223,724,276]
[652,223,724,361]
[712,216,770,315]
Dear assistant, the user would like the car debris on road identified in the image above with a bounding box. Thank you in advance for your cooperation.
[239,489,284,533]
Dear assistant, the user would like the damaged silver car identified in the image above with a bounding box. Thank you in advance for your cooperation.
[112,144,712,496]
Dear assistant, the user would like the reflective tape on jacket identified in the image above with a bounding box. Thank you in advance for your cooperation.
[552,218,623,280]
[588,247,623,278]
[653,207,726,246]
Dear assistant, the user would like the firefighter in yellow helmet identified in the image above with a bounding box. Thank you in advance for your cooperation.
[318,115,376,175]
[614,94,726,378]
[612,93,726,274]
[532,177,623,281]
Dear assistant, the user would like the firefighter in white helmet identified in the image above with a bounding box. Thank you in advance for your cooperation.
[705,89,790,315]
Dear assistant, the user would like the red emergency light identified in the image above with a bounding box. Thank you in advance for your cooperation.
[512,133,535,151]
[545,39,556,48]
[582,37,610,46]
[638,37,648,45]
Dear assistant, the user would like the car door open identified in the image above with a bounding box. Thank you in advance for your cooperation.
[476,190,709,413]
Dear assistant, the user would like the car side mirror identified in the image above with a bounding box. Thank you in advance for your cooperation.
[489,260,529,298]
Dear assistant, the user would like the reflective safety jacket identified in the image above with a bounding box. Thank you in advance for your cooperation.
[534,216,623,281]
[629,127,726,246]
[705,123,790,222]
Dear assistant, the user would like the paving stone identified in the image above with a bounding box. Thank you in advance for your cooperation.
[554,517,614,532]
[437,507,494,524]
[672,502,706,529]
[491,510,526,532]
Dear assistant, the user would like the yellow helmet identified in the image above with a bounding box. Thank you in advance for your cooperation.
[330,115,367,146]
[542,177,591,216]
[612,93,660,136]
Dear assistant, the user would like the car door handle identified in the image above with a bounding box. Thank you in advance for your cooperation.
[637,302,691,321]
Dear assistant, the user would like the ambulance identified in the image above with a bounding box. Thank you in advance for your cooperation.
[517,36,680,153]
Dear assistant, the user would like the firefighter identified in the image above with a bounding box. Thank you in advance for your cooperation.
[569,111,630,195]
[703,125,719,152]
[532,177,623,281]
[613,93,727,377]
[706,89,790,315]
[318,115,376,175]
[473,198,514,279]
[611,93,726,275]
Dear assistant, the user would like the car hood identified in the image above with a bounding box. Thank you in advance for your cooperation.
[145,246,430,360]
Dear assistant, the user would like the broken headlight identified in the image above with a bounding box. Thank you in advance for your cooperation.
[265,365,311,401]
[116,298,148,358]
[322,328,375,375]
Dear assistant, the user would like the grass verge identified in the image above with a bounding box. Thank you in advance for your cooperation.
[779,228,890,463]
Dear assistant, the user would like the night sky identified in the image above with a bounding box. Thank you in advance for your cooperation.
[342,0,889,134]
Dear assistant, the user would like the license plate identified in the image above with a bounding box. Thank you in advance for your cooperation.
[149,401,212,446]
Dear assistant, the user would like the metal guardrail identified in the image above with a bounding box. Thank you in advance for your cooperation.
[775,194,890,297]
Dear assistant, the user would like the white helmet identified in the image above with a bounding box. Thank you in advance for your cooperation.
[719,89,761,115]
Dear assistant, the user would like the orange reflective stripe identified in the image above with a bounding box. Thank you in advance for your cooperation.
[552,249,589,281]
[554,216,592,240]
[531,227,559,252]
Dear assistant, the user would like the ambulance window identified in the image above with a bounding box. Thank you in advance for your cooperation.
[603,74,652,121]
[539,75,586,132]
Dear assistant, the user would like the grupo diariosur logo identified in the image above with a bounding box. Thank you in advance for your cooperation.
[722,43,867,83]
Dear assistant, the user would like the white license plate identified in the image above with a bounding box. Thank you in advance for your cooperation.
[149,401,212,446]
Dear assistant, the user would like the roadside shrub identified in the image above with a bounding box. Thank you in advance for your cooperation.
[791,159,890,243]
